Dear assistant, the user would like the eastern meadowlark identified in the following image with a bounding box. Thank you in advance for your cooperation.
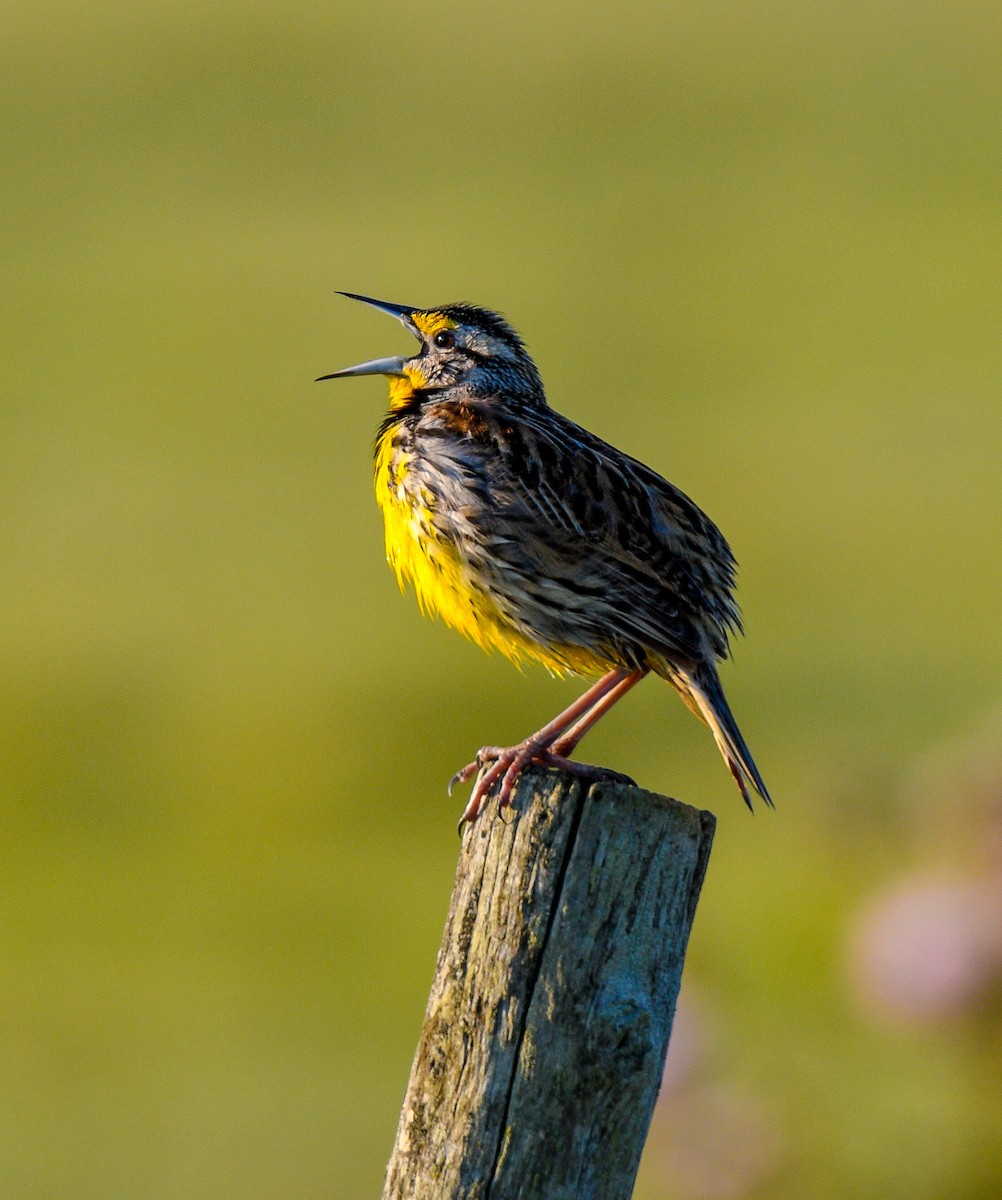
[318,292,772,823]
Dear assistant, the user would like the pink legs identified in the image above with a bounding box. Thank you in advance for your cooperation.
[549,668,648,757]
[450,667,648,825]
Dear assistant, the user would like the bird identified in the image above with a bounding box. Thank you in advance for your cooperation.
[318,291,772,824]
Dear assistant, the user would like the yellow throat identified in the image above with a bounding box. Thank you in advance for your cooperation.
[372,370,608,678]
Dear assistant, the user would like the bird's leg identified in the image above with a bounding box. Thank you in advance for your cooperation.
[449,669,628,793]
[452,668,639,825]
[548,667,648,758]
[491,667,647,809]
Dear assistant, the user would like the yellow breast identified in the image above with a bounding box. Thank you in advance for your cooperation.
[373,425,606,677]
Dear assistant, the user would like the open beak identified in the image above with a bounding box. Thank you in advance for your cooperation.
[315,291,422,382]
[316,355,407,381]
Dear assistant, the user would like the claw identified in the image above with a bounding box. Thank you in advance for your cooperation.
[448,747,504,797]
[449,669,649,826]
[454,746,638,829]
[452,740,566,827]
[497,754,526,809]
[459,782,486,827]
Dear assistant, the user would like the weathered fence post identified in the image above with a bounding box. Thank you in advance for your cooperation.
[381,765,715,1200]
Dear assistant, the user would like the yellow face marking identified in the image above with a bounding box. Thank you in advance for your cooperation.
[384,316,452,410]
[411,311,457,337]
[386,364,428,411]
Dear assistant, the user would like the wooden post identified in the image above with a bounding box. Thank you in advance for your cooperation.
[381,766,715,1200]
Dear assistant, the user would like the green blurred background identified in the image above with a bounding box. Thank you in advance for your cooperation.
[4,2,1001,1196]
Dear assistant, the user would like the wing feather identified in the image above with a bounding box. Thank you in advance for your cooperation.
[485,403,742,664]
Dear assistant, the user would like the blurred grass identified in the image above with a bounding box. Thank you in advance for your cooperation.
[3,1,1001,1196]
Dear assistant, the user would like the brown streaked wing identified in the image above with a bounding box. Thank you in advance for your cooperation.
[483,401,743,658]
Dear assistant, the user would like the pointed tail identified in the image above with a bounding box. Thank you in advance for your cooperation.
[684,667,773,812]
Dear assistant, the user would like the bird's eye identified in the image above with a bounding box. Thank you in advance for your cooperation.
[433,330,456,350]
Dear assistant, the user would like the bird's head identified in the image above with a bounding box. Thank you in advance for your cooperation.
[317,292,544,409]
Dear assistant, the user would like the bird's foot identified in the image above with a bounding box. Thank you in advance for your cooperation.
[538,754,636,790]
[448,748,506,797]
[452,743,636,829]
[451,743,531,828]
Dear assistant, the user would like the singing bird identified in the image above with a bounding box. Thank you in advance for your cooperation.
[318,292,772,823]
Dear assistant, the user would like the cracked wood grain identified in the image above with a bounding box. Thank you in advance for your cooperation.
[381,766,715,1200]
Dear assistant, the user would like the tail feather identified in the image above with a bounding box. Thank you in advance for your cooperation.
[684,669,773,811]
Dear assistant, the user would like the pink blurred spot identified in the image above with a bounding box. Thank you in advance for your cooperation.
[660,988,709,1095]
[645,1082,782,1199]
[848,874,1000,1023]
